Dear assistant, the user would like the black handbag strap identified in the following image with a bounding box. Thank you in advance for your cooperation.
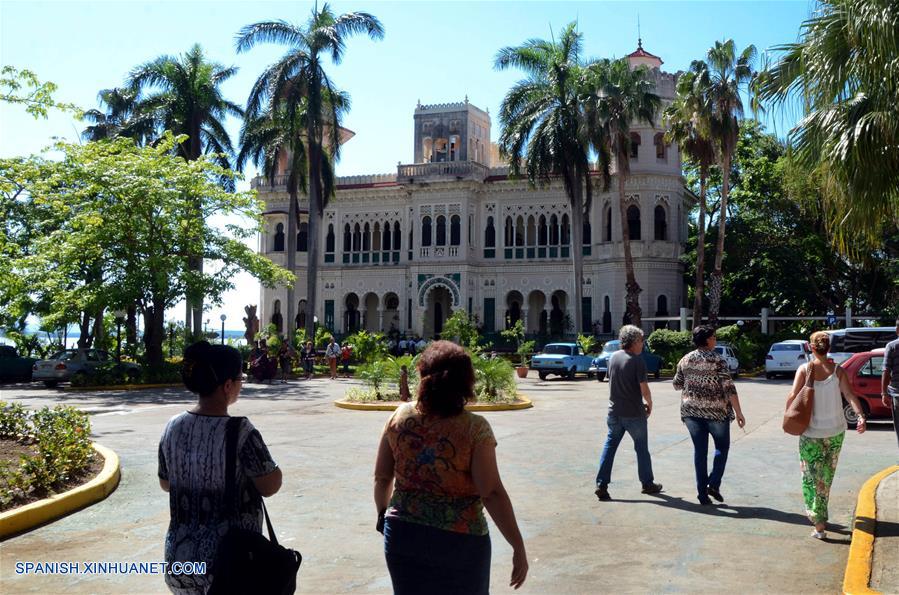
[224,416,279,545]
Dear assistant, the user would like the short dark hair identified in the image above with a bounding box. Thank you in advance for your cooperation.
[416,340,475,418]
[182,341,243,396]
[692,325,716,347]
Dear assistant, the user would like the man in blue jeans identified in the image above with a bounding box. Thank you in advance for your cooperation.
[595,325,663,501]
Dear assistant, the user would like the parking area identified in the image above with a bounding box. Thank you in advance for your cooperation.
[1,374,896,594]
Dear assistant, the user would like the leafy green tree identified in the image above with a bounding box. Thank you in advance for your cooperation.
[585,58,661,327]
[0,66,80,118]
[441,310,483,351]
[665,67,716,327]
[236,4,384,339]
[755,0,899,253]
[494,22,609,333]
[127,44,244,337]
[4,134,291,370]
[697,39,757,326]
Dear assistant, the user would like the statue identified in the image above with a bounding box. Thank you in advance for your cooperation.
[243,305,260,343]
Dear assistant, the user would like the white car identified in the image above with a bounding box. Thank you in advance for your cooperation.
[713,344,740,376]
[765,340,811,379]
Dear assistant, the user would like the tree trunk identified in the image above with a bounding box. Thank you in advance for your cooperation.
[709,153,730,328]
[285,179,298,345]
[143,297,166,372]
[186,118,205,337]
[304,117,321,340]
[91,310,104,351]
[77,311,91,349]
[126,303,137,354]
[618,173,642,328]
[569,180,585,335]
[692,165,708,329]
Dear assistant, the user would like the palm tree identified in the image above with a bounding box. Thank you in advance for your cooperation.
[756,0,899,253]
[700,39,756,326]
[81,87,155,144]
[586,58,661,328]
[128,44,244,336]
[664,66,716,328]
[236,4,384,340]
[494,22,608,334]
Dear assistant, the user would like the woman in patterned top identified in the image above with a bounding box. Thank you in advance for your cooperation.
[158,341,282,594]
[673,326,746,505]
[373,341,528,594]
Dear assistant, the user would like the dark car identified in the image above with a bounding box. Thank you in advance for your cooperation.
[839,349,892,428]
[0,345,38,382]
[589,340,663,382]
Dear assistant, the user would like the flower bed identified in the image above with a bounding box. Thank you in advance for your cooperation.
[0,402,98,511]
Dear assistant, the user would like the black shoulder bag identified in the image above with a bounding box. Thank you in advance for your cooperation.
[208,417,301,595]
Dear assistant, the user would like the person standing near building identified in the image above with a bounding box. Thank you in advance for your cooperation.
[791,331,867,539]
[277,341,295,384]
[595,325,663,501]
[341,343,353,378]
[673,325,746,505]
[398,365,411,402]
[325,336,341,381]
[301,341,315,380]
[881,319,899,449]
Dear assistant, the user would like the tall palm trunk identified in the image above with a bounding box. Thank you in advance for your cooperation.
[304,113,322,339]
[185,118,204,337]
[569,180,585,335]
[692,165,708,328]
[618,171,642,327]
[708,154,730,327]
[285,175,298,344]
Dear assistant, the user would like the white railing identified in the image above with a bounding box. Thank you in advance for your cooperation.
[419,247,430,258]
[397,160,489,182]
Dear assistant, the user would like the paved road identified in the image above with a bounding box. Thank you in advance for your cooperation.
[1,374,896,594]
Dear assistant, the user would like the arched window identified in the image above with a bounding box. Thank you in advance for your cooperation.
[515,216,524,246]
[485,216,496,248]
[604,205,612,242]
[504,217,513,246]
[627,205,641,240]
[363,222,371,251]
[421,216,432,247]
[450,215,461,246]
[394,222,401,250]
[538,215,548,246]
[326,224,335,252]
[654,133,667,160]
[654,205,668,241]
[343,223,351,252]
[583,220,591,245]
[656,295,669,315]
[526,216,536,246]
[273,222,285,252]
[549,214,559,245]
[353,223,361,252]
[436,215,447,246]
[629,132,641,159]
[297,222,308,252]
[382,222,391,251]
[561,214,570,245]
[372,223,381,251]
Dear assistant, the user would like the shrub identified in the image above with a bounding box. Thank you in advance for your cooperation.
[0,402,30,440]
[357,360,391,399]
[343,330,388,364]
[578,333,599,355]
[471,355,516,401]
[647,329,692,368]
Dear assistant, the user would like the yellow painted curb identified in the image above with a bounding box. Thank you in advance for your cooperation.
[0,443,121,540]
[335,395,533,412]
[843,465,899,595]
[64,383,181,392]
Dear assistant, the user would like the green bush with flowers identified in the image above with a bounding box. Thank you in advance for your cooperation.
[0,402,95,510]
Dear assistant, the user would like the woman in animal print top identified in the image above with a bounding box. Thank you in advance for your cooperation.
[673,326,746,505]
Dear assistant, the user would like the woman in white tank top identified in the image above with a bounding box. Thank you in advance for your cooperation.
[789,332,867,540]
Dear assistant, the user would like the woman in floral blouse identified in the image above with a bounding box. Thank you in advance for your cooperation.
[673,326,746,505]
[373,341,528,594]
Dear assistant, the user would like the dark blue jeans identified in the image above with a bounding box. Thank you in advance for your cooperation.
[384,517,491,595]
[596,413,655,486]
[683,416,731,497]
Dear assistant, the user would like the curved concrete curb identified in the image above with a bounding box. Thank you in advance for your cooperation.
[843,465,899,595]
[335,395,533,412]
[64,383,181,392]
[0,443,121,540]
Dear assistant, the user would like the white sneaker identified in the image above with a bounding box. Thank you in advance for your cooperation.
[811,530,826,540]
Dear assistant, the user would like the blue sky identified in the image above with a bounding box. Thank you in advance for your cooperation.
[0,0,813,331]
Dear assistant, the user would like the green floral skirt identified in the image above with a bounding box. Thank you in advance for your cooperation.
[799,432,844,524]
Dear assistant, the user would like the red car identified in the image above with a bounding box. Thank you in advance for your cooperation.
[840,349,892,428]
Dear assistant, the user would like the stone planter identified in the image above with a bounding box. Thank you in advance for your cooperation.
[516,366,529,378]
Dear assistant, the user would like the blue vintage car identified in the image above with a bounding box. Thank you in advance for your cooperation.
[590,340,663,382]
[531,343,595,380]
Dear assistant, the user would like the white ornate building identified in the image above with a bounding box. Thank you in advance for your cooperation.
[255,44,689,339]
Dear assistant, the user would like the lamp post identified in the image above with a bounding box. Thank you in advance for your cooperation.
[204,319,209,336]
[113,309,126,364]
[220,314,227,346]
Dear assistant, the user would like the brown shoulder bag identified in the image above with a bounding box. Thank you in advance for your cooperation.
[783,361,816,435]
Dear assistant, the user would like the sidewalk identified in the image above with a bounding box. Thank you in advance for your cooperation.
[870,467,899,593]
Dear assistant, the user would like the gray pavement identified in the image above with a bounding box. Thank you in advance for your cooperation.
[871,469,899,593]
[0,374,897,594]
